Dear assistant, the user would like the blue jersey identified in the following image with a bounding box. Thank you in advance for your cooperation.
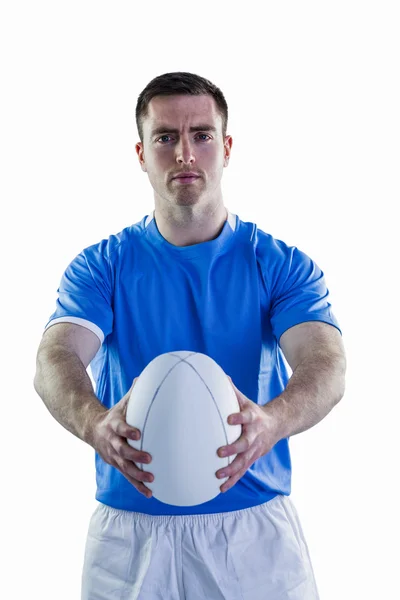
[45,210,342,515]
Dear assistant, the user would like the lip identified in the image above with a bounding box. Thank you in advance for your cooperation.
[173,172,200,179]
[173,175,200,183]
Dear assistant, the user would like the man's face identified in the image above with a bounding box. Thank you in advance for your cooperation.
[136,94,232,209]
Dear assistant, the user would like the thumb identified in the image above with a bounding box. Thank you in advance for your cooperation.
[121,377,138,407]
[125,377,139,400]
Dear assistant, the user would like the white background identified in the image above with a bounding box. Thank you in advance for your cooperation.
[1,1,399,598]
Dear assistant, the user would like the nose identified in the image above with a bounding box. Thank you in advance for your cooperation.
[175,135,195,165]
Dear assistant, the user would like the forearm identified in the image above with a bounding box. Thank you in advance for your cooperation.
[265,352,346,441]
[34,345,107,448]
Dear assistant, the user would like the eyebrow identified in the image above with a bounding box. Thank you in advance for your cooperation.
[150,124,217,137]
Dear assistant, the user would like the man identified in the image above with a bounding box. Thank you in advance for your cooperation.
[34,71,346,599]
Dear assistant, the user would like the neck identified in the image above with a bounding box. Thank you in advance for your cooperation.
[153,204,228,248]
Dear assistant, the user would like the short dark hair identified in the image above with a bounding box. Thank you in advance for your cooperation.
[135,71,228,144]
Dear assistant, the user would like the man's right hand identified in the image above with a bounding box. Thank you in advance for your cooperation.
[92,378,154,499]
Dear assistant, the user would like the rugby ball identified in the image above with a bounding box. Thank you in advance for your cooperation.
[126,351,242,506]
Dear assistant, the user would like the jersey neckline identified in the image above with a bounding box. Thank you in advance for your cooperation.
[143,209,237,259]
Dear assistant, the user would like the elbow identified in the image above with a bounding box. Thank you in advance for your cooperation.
[33,349,44,395]
[334,356,347,405]
[33,369,42,396]
[333,353,347,406]
[335,378,346,406]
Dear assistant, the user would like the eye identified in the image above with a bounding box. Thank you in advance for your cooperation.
[157,134,211,144]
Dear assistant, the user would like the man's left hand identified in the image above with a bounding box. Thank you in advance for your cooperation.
[216,376,280,493]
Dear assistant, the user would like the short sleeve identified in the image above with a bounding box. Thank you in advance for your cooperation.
[268,244,342,344]
[45,248,114,344]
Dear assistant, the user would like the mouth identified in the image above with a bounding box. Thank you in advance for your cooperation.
[173,176,200,184]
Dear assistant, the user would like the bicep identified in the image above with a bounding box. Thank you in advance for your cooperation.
[279,321,345,371]
[38,322,101,368]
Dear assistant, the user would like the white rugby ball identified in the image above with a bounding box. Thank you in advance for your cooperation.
[126,351,242,506]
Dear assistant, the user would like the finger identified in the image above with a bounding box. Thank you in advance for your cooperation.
[115,420,142,440]
[227,413,241,425]
[220,466,247,493]
[221,478,235,493]
[130,477,153,498]
[217,452,245,477]
[218,435,249,458]
[124,460,154,484]
[117,439,152,464]
[113,456,153,498]
[111,441,153,481]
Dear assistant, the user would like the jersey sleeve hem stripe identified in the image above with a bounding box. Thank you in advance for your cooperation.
[44,317,105,345]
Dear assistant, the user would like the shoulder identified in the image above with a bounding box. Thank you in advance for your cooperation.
[250,222,312,277]
[81,220,145,264]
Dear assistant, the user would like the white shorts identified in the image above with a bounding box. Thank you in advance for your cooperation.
[81,494,320,599]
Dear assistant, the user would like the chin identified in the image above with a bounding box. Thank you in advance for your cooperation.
[174,195,202,206]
